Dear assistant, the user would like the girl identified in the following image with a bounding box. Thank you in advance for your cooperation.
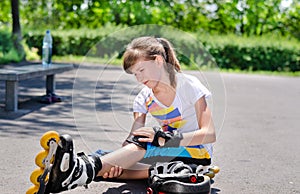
[44,36,216,193]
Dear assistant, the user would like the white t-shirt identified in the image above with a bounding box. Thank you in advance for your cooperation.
[133,73,213,155]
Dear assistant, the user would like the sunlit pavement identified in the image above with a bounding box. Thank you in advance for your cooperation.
[0,63,299,193]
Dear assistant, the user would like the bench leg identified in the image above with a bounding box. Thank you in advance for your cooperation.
[5,80,18,111]
[46,74,55,94]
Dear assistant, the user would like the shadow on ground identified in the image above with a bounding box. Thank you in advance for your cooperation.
[97,179,220,194]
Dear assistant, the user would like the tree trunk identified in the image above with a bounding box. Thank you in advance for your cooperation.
[11,0,25,61]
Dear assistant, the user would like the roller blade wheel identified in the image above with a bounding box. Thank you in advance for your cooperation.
[26,131,60,194]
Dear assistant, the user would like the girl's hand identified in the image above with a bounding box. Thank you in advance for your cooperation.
[102,166,123,179]
[122,140,129,147]
[132,127,155,143]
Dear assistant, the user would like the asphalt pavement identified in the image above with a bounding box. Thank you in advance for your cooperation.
[0,63,299,194]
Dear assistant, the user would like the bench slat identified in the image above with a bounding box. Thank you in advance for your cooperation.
[0,64,74,81]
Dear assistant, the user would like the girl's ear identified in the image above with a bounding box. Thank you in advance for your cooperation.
[155,55,164,67]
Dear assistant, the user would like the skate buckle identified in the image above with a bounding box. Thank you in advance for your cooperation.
[60,153,70,172]
[44,140,58,169]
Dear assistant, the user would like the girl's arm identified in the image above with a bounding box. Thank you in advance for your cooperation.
[122,112,146,146]
[180,96,216,146]
[132,96,216,147]
[132,112,147,131]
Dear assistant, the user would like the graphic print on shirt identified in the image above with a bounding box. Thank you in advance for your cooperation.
[146,96,187,131]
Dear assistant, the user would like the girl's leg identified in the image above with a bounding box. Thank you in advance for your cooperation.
[102,162,151,180]
[97,143,147,176]
[119,168,149,179]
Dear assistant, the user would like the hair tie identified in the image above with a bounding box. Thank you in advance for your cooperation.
[156,38,162,44]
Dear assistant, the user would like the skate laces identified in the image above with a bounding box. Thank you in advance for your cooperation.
[61,158,80,187]
[168,162,193,174]
[149,161,193,176]
[57,151,96,189]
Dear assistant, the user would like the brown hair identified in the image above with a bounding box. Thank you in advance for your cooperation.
[123,36,181,88]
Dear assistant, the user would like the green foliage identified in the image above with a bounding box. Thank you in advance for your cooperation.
[23,41,39,61]
[0,47,21,64]
[7,0,297,40]
[0,29,13,54]
[201,34,300,72]
[0,29,22,64]
[0,0,11,26]
[0,28,39,64]
[209,45,299,72]
[2,0,299,70]
[23,26,300,72]
[286,2,300,40]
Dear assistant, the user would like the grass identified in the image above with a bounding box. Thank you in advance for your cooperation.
[219,68,300,77]
[52,55,123,66]
[52,55,300,77]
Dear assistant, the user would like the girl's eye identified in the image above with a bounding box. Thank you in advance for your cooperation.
[140,69,144,72]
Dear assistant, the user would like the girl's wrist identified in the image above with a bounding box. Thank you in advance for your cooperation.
[152,126,183,147]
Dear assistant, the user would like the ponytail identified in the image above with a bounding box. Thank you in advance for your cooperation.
[156,38,181,88]
[156,38,181,72]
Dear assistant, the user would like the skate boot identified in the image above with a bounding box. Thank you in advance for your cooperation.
[26,131,102,194]
[147,161,213,194]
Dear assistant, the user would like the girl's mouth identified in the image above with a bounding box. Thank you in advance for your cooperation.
[143,81,148,85]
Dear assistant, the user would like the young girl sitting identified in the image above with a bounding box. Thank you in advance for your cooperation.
[44,36,216,193]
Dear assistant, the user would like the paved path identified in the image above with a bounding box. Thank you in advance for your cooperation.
[0,63,299,194]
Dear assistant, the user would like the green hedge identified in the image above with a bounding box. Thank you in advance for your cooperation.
[208,45,299,72]
[0,29,23,64]
[23,27,300,72]
[201,35,300,72]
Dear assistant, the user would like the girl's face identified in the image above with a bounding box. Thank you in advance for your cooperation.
[130,58,163,89]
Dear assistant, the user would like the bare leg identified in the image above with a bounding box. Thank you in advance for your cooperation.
[97,143,147,177]
[101,162,151,179]
[118,168,149,179]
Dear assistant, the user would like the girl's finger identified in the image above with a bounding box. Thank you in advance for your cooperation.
[137,137,153,142]
[134,127,154,133]
[132,131,151,137]
[103,172,109,178]
[118,166,123,176]
[113,166,119,177]
[108,166,115,178]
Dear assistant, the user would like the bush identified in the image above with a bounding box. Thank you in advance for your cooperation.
[0,30,13,54]
[0,29,24,64]
[23,26,300,72]
[0,28,40,64]
[202,34,300,72]
[0,48,21,64]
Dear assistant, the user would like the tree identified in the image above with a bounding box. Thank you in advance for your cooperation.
[283,0,300,39]
[6,0,299,40]
[11,0,25,60]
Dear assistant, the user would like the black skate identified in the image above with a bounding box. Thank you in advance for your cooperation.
[147,161,219,194]
[26,131,102,194]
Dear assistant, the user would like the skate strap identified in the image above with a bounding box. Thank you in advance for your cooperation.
[152,126,183,147]
[77,152,94,184]
[126,136,147,149]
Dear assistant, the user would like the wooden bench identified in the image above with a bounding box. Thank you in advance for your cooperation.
[0,63,74,112]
